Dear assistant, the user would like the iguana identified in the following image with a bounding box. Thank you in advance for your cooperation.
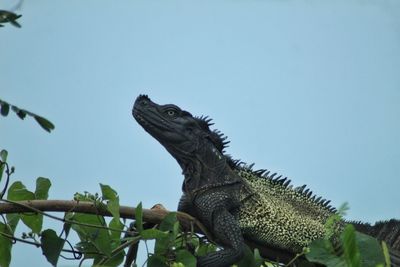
[132,94,400,267]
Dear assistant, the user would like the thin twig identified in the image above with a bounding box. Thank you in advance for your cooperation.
[0,161,12,200]
[284,251,306,266]
[0,230,101,256]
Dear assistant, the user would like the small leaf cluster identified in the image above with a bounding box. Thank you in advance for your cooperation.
[0,10,22,28]
[133,202,270,267]
[0,174,52,267]
[68,184,126,267]
[0,99,55,132]
[134,203,198,267]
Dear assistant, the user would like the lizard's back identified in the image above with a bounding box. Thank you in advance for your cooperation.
[236,168,341,253]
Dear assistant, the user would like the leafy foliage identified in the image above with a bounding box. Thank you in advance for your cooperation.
[0,152,53,267]
[0,149,394,266]
[70,185,125,266]
[306,213,388,267]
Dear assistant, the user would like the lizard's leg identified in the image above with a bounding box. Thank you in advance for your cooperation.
[197,207,245,267]
[178,193,196,215]
[191,187,245,267]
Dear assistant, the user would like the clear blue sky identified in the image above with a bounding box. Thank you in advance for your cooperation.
[1,0,400,266]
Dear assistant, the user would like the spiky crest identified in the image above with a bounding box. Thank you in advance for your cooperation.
[191,116,337,213]
[194,115,230,153]
[229,160,337,213]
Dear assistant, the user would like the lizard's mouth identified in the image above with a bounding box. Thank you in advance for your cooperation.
[132,108,161,136]
[133,94,158,130]
[133,107,173,133]
[132,108,149,127]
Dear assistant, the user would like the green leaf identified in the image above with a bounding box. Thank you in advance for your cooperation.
[74,241,98,259]
[324,203,348,240]
[175,249,196,267]
[336,202,350,217]
[6,213,20,233]
[306,239,346,267]
[107,199,120,222]
[0,102,10,116]
[0,222,13,267]
[173,221,179,237]
[342,224,361,267]
[7,181,42,233]
[135,202,143,233]
[100,184,118,200]
[21,214,43,234]
[253,248,264,267]
[140,228,168,240]
[0,149,7,161]
[7,181,35,201]
[109,217,124,241]
[62,212,74,238]
[34,115,55,133]
[155,212,179,255]
[182,235,199,250]
[35,177,51,200]
[40,229,65,266]
[100,184,120,222]
[196,243,217,257]
[71,213,112,257]
[16,109,26,119]
[235,245,257,267]
[11,106,26,120]
[99,250,125,267]
[355,231,385,267]
[147,254,168,267]
[159,212,178,232]
[381,241,391,267]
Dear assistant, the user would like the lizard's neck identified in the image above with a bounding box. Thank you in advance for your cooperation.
[179,142,240,194]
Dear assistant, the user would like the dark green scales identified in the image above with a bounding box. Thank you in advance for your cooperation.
[132,95,400,267]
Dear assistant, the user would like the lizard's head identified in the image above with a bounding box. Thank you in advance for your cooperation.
[132,94,229,169]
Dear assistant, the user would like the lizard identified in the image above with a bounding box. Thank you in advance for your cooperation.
[132,94,400,267]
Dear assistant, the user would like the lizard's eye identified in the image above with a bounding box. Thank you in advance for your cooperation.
[167,110,176,116]
[164,105,180,117]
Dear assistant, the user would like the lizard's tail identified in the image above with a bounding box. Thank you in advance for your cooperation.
[352,219,400,267]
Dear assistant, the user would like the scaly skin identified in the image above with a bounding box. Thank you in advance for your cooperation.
[132,94,399,267]
[237,169,338,253]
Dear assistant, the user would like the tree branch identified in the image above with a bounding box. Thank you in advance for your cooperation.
[0,200,211,240]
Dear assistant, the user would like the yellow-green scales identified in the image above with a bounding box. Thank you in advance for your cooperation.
[235,167,342,253]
